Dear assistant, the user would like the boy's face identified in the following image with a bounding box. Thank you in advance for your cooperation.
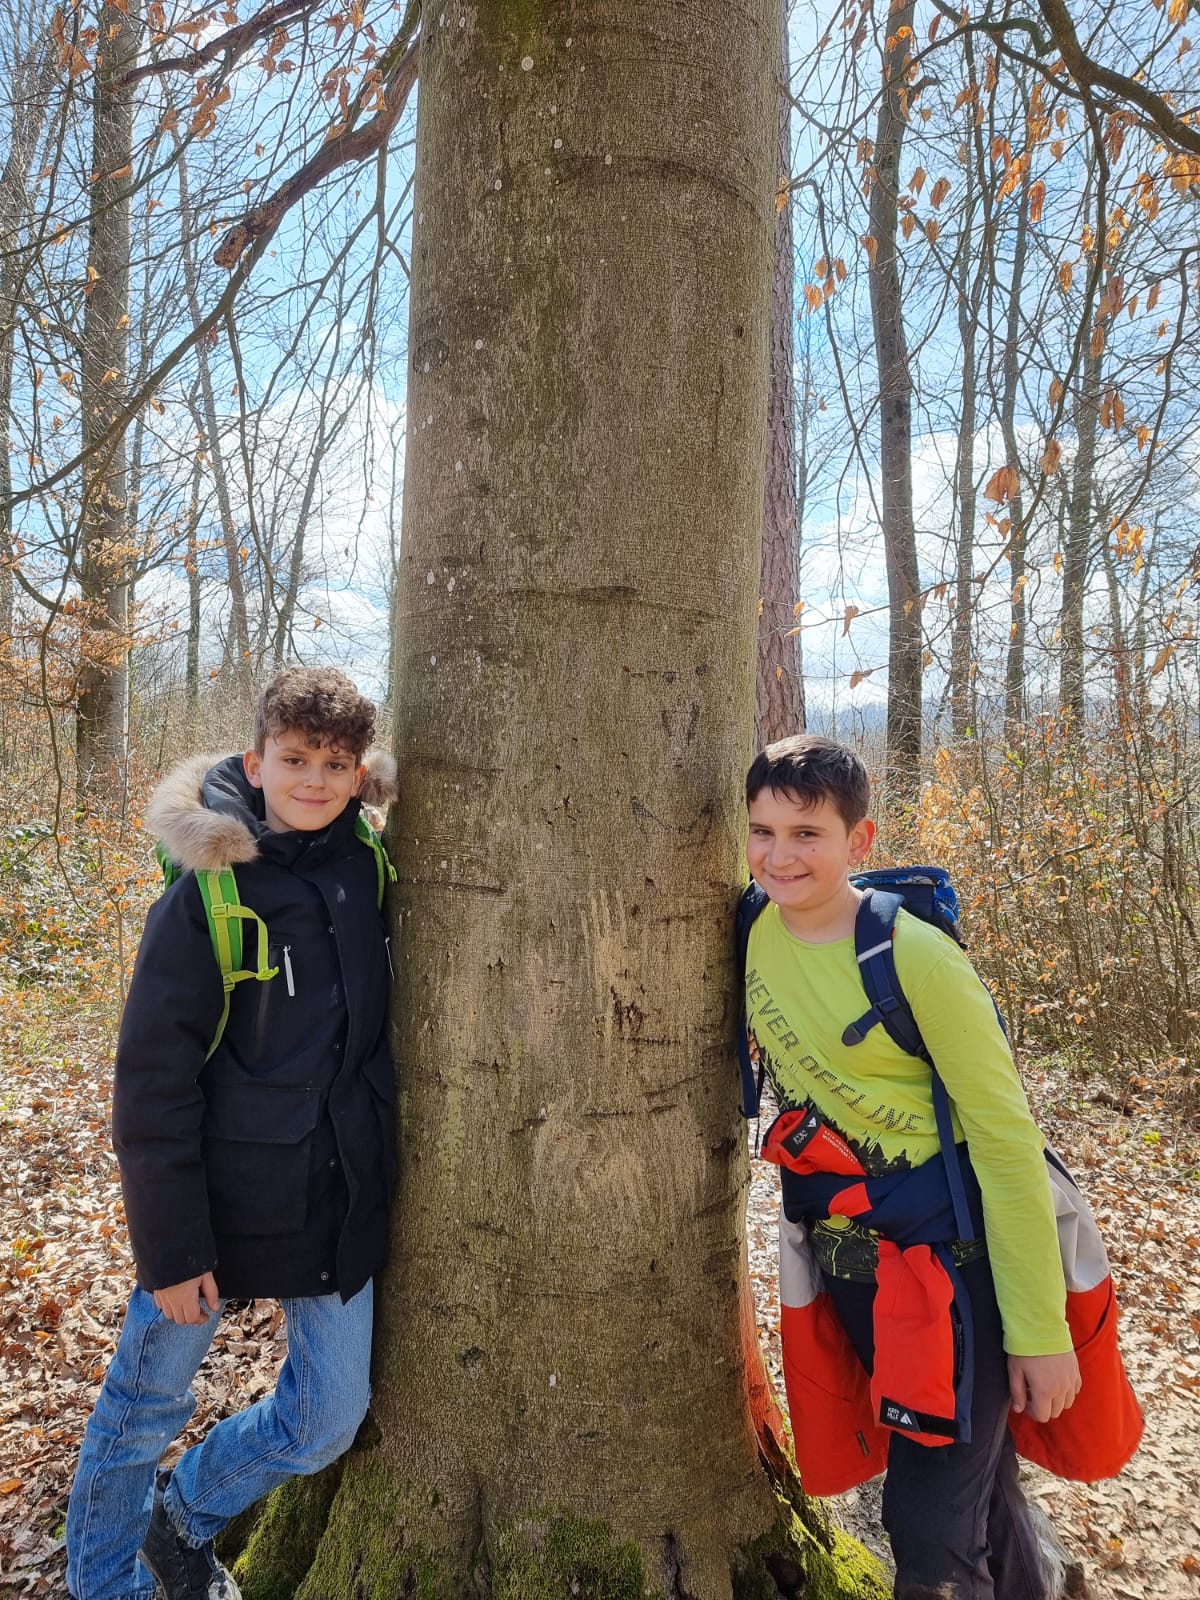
[243,733,366,834]
[746,789,874,923]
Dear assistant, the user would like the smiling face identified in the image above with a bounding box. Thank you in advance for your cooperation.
[746,788,875,940]
[243,732,366,834]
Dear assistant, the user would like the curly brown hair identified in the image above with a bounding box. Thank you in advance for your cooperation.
[253,666,377,757]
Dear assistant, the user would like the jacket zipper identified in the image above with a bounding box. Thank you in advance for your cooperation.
[385,936,394,980]
[283,945,295,997]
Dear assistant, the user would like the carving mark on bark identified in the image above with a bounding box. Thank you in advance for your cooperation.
[662,1533,700,1600]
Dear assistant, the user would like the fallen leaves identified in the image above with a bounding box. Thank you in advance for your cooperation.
[0,987,291,1595]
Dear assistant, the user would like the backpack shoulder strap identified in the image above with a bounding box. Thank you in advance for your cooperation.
[354,813,397,908]
[736,882,770,1116]
[194,867,278,1061]
[843,889,930,1061]
[847,889,975,1239]
[155,841,183,892]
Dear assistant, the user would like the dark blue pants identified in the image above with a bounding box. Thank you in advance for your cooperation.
[824,1254,1048,1600]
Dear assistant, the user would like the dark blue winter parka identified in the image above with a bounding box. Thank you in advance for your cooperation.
[112,751,398,1302]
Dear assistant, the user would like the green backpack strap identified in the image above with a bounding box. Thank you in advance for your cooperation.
[194,868,278,1060]
[354,814,397,908]
[155,841,183,891]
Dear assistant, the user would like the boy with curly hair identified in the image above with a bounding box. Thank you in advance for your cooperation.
[67,666,398,1600]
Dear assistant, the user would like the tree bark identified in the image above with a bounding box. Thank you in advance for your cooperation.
[76,0,140,791]
[238,6,881,1600]
[867,0,922,796]
[756,29,804,747]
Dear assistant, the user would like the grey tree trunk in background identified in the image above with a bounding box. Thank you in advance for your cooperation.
[236,6,881,1599]
[1000,153,1033,740]
[756,29,804,747]
[175,140,254,695]
[948,68,987,740]
[1060,331,1102,728]
[76,0,140,790]
[867,0,922,795]
[0,33,55,647]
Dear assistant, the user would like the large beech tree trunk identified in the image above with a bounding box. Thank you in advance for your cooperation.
[237,7,880,1600]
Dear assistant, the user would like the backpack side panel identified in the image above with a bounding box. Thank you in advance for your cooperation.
[735,882,770,1116]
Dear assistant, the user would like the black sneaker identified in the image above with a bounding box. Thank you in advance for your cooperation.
[140,1475,242,1600]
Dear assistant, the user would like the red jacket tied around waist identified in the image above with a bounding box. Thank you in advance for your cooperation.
[762,1104,1143,1496]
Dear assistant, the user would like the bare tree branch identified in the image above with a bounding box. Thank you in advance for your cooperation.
[1034,0,1200,157]
[214,17,419,269]
[116,0,322,89]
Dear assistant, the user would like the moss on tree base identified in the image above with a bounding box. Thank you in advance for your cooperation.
[233,1477,885,1600]
[230,1468,344,1600]
[732,1503,888,1600]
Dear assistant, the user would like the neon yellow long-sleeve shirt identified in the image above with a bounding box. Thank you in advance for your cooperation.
[746,900,1071,1357]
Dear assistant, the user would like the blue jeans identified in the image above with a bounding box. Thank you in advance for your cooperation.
[66,1282,373,1600]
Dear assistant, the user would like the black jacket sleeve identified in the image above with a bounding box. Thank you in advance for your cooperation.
[111,877,225,1290]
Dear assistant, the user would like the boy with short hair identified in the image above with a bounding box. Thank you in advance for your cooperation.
[67,666,398,1600]
[743,734,1079,1600]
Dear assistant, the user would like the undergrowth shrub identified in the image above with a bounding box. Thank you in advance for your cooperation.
[0,760,159,1004]
[887,706,1199,1067]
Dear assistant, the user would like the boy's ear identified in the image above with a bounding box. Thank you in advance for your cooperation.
[243,749,264,790]
[849,817,875,865]
[352,762,367,796]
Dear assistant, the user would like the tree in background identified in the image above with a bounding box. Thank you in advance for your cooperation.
[757,30,805,747]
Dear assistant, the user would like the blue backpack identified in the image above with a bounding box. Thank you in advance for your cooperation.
[735,865,988,1121]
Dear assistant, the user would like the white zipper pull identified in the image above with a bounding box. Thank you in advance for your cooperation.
[385,936,395,980]
[283,945,295,997]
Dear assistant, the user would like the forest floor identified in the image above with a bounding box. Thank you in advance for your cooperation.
[1,987,1198,1599]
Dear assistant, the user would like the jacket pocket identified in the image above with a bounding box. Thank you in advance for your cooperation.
[202,1080,323,1236]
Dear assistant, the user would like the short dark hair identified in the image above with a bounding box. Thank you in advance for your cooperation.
[745,735,871,828]
[254,666,377,758]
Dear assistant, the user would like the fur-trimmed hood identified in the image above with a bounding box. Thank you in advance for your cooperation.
[147,749,397,873]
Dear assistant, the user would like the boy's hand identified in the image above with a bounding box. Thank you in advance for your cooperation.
[1007,1351,1081,1422]
[153,1272,220,1325]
